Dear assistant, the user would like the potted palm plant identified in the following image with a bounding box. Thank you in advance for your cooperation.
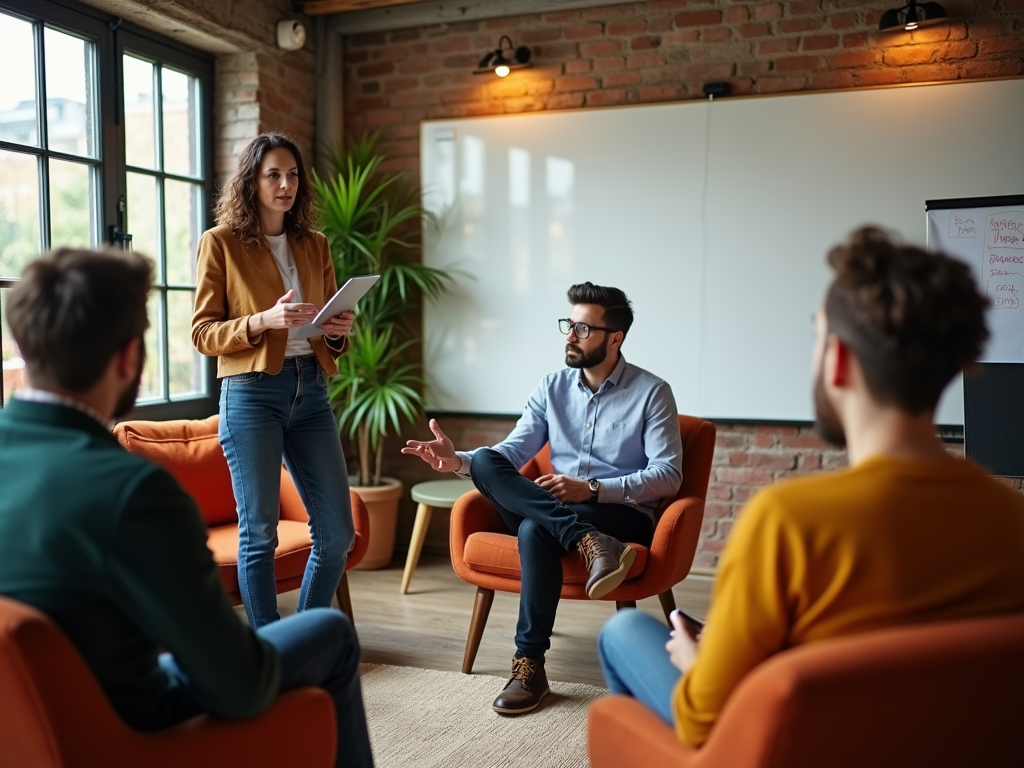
[313,133,453,569]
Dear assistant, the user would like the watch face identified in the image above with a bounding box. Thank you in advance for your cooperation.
[589,479,600,492]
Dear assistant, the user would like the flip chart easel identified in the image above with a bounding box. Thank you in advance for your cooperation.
[927,195,1024,476]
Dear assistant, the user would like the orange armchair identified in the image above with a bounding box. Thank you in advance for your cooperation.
[113,415,368,619]
[0,595,336,768]
[450,414,716,673]
[588,612,1024,768]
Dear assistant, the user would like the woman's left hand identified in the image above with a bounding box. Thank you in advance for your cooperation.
[320,310,354,339]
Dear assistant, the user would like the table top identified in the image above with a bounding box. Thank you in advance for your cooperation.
[410,478,476,507]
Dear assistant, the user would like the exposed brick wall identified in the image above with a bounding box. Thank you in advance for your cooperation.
[215,48,317,184]
[342,0,1024,570]
[344,0,1024,178]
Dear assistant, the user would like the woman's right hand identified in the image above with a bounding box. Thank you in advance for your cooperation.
[247,289,317,337]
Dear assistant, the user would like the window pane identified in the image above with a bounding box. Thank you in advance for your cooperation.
[0,13,38,147]
[44,27,97,158]
[164,180,201,286]
[167,289,202,398]
[0,150,41,279]
[49,158,96,248]
[126,172,160,276]
[139,291,164,401]
[123,55,157,170]
[1,287,27,406]
[162,68,199,178]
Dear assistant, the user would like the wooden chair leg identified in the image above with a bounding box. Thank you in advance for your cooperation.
[462,587,494,674]
[400,502,433,595]
[615,600,637,611]
[657,589,677,623]
[336,571,354,623]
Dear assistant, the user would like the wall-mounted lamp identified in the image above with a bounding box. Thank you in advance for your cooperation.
[474,36,531,77]
[879,0,946,31]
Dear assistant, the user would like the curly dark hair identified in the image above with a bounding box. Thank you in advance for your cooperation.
[214,133,317,247]
[567,282,634,335]
[824,226,989,414]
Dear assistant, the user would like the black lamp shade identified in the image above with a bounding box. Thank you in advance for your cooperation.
[473,36,532,75]
[879,0,947,30]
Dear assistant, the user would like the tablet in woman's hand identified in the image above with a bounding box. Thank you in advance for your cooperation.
[294,275,380,339]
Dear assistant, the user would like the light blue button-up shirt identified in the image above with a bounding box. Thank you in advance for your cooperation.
[456,355,683,519]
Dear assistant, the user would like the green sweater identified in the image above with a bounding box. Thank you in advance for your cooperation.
[0,399,280,730]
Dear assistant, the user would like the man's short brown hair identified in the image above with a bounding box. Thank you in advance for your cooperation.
[6,248,152,392]
[824,227,989,414]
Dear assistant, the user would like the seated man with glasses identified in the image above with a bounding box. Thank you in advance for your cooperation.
[403,282,683,716]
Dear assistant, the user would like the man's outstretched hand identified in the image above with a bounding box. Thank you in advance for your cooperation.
[401,418,461,473]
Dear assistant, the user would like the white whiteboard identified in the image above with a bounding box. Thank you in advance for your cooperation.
[421,78,1024,424]
[927,198,1024,363]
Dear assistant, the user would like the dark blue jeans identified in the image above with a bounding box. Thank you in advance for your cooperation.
[470,448,654,658]
[160,608,373,768]
[219,356,354,628]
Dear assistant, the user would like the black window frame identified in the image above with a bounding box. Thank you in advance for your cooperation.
[0,0,217,418]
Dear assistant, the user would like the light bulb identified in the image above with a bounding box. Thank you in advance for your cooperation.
[495,64,510,77]
[905,21,918,29]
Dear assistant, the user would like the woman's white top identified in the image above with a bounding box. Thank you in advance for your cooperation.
[264,233,314,358]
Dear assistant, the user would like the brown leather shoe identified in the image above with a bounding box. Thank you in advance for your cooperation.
[491,655,549,715]
[578,531,636,599]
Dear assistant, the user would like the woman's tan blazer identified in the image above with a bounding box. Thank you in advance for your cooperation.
[192,224,348,378]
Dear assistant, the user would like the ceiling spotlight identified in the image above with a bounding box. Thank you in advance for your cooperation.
[879,0,946,31]
[474,35,531,77]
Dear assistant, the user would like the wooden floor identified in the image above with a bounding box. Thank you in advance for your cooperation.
[277,554,713,688]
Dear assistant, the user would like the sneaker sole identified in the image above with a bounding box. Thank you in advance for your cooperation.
[587,545,636,599]
[492,686,550,715]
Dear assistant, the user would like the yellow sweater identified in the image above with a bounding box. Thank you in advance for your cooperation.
[675,455,1024,747]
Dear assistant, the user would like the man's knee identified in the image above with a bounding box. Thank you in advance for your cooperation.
[518,518,559,553]
[288,608,358,652]
[469,447,507,483]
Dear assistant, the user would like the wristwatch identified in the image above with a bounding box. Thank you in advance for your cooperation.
[588,478,601,501]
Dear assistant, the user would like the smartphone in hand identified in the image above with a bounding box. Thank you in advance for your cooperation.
[671,608,704,642]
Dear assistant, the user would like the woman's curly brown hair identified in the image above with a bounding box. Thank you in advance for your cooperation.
[215,133,318,247]
[824,226,990,414]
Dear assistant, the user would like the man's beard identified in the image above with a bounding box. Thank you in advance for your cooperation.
[566,340,608,369]
[112,340,146,419]
[813,366,846,448]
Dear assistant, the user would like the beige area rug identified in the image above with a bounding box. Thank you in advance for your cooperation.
[360,663,605,768]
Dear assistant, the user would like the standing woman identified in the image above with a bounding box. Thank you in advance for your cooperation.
[192,132,354,628]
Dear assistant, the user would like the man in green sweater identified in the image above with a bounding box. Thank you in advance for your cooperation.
[0,248,373,768]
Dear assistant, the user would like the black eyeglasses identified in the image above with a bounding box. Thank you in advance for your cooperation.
[558,319,618,339]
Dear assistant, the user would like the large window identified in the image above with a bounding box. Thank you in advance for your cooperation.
[0,0,213,416]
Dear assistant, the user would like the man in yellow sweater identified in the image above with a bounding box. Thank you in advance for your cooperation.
[597,226,1024,747]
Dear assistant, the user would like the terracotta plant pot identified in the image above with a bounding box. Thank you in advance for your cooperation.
[350,477,403,569]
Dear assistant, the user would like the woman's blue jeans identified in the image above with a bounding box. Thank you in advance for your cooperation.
[160,608,374,768]
[598,608,681,726]
[219,356,354,628]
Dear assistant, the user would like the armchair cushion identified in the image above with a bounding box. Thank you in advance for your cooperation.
[114,415,237,528]
[464,531,649,583]
[206,522,312,592]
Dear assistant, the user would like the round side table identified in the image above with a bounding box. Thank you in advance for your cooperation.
[400,478,475,594]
